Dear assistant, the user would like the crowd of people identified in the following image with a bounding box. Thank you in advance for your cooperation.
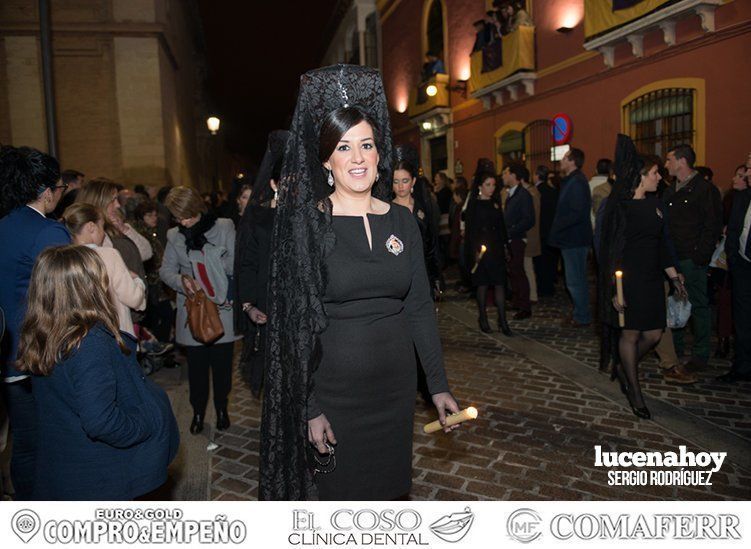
[0,62,749,502]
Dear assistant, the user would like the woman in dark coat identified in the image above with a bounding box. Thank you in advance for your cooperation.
[599,136,687,420]
[464,172,512,335]
[17,246,178,500]
[236,130,288,398]
[391,145,441,298]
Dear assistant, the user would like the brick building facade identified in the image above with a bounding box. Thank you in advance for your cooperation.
[0,0,212,188]
[378,0,750,188]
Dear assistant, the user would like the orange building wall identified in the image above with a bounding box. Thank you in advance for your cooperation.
[382,0,751,188]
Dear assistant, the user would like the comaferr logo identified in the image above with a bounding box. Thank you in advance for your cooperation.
[550,514,741,540]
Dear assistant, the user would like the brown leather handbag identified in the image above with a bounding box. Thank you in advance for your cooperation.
[183,280,224,344]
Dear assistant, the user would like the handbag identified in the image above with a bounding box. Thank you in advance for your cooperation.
[667,294,692,329]
[184,286,224,344]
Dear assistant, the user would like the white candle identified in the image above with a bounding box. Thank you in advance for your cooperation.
[615,270,625,328]
[424,406,479,433]
[471,245,487,274]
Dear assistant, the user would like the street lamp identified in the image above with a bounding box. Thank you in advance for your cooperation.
[207,116,220,135]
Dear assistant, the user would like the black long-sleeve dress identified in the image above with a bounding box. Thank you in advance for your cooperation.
[237,206,275,391]
[465,199,509,286]
[309,204,450,500]
[391,200,440,291]
[619,197,674,330]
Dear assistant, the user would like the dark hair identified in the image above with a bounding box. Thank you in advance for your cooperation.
[535,165,549,183]
[133,184,149,197]
[695,166,713,181]
[735,164,747,174]
[596,158,612,176]
[318,106,379,163]
[507,163,529,183]
[567,148,585,169]
[0,145,60,217]
[454,176,468,192]
[157,185,172,204]
[61,169,84,185]
[668,144,696,168]
[394,160,417,179]
[134,197,158,221]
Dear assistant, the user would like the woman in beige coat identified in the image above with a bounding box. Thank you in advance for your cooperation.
[62,203,146,336]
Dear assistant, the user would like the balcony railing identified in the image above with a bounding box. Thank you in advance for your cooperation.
[469,25,535,102]
[584,0,723,67]
[408,73,450,119]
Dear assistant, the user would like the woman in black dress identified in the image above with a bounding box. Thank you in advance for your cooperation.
[600,137,687,419]
[236,130,288,398]
[260,65,459,501]
[464,172,512,335]
[391,145,441,297]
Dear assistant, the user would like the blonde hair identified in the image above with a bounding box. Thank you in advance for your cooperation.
[75,178,121,238]
[164,186,207,220]
[61,202,103,236]
[17,245,128,376]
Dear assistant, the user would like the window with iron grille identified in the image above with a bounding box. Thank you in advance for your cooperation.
[524,119,554,171]
[497,130,525,168]
[623,88,695,159]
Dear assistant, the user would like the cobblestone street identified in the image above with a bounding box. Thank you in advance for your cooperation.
[158,281,751,501]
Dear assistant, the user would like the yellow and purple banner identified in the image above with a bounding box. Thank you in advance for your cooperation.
[585,0,672,39]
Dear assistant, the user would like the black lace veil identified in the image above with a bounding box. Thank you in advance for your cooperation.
[233,130,289,333]
[260,64,393,500]
[597,134,644,327]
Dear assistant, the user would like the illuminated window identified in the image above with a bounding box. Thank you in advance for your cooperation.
[623,88,695,158]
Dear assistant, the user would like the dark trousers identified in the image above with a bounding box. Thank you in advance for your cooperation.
[509,239,530,312]
[3,379,36,500]
[184,342,234,416]
[534,243,559,296]
[731,259,751,374]
[673,259,710,360]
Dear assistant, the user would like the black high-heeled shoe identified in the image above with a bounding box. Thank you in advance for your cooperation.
[216,408,230,431]
[498,318,513,336]
[189,413,204,435]
[623,385,651,420]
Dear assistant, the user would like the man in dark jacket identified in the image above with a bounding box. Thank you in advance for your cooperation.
[502,164,535,319]
[0,146,71,500]
[663,145,722,370]
[533,166,559,296]
[549,148,593,326]
[717,168,751,382]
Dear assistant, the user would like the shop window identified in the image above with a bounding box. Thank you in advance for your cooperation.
[497,130,525,168]
[623,88,694,158]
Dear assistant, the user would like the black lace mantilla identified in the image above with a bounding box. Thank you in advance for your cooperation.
[260,65,394,500]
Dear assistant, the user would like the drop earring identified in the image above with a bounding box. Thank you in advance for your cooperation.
[273,189,279,202]
[327,169,334,186]
[375,172,380,182]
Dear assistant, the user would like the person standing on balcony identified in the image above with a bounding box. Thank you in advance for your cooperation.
[549,148,593,327]
[421,52,445,82]
[499,1,533,34]
[502,164,535,320]
[663,144,722,371]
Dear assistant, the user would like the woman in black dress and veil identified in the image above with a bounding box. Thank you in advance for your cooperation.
[599,135,687,419]
[464,171,512,335]
[391,145,441,298]
[260,65,459,501]
[235,130,288,398]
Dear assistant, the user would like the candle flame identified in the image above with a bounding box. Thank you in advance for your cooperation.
[615,270,623,277]
[481,245,487,252]
[467,406,478,419]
